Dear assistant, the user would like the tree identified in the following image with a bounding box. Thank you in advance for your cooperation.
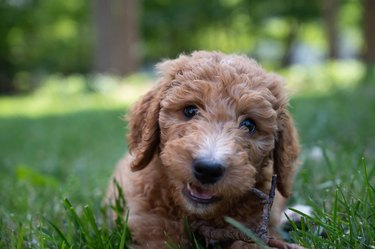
[240,0,320,67]
[94,0,140,76]
[0,2,24,93]
[323,0,339,59]
[0,0,92,94]
[362,0,375,83]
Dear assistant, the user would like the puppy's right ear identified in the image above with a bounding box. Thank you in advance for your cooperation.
[127,85,163,171]
[127,57,186,171]
[127,59,179,171]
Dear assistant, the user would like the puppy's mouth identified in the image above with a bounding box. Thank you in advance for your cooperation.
[183,183,220,204]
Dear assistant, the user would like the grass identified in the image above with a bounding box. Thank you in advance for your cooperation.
[0,73,374,248]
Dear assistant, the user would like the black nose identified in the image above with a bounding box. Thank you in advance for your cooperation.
[193,159,225,184]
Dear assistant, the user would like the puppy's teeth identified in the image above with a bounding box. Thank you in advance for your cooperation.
[187,183,214,200]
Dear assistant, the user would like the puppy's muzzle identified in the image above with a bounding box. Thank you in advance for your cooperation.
[193,159,225,184]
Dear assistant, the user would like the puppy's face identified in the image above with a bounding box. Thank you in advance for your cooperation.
[159,78,278,217]
[127,52,298,218]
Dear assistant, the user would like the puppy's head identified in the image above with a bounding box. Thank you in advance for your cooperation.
[127,51,299,217]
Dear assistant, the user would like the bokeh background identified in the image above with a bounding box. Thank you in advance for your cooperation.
[0,0,375,248]
[1,0,375,93]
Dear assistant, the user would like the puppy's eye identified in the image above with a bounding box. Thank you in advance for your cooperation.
[183,105,198,119]
[240,119,256,134]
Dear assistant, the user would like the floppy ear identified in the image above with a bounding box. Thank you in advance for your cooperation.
[127,85,164,171]
[273,110,299,198]
[127,58,179,171]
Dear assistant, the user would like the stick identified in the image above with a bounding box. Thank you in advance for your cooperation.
[250,175,305,249]
[192,175,305,249]
[249,174,277,243]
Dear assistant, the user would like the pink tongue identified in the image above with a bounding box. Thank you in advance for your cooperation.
[189,184,214,199]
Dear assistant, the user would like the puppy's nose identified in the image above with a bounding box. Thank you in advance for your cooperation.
[193,159,225,184]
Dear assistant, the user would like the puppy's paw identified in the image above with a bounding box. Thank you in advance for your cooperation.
[229,241,259,249]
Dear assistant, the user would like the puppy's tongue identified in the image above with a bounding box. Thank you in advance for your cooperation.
[187,183,215,200]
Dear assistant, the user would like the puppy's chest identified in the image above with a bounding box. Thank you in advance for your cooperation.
[188,204,264,247]
[190,200,264,229]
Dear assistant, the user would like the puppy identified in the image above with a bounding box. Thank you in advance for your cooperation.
[106,51,300,248]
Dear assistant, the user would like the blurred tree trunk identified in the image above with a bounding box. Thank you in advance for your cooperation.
[323,0,339,59]
[281,19,299,67]
[94,0,140,76]
[0,59,14,94]
[363,0,375,83]
[363,0,375,64]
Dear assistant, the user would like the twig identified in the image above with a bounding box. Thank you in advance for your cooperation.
[249,175,305,249]
[249,174,277,243]
[192,175,305,249]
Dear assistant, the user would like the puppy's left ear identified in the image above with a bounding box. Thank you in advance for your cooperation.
[273,110,299,198]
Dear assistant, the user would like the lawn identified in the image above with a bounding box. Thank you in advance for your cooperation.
[0,73,374,248]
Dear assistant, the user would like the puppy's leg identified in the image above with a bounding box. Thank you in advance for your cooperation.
[130,241,169,249]
[229,241,259,249]
[128,213,187,249]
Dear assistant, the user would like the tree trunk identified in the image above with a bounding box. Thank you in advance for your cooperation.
[362,0,375,83]
[281,19,299,67]
[363,0,375,64]
[323,0,339,59]
[94,0,140,76]
[0,58,15,94]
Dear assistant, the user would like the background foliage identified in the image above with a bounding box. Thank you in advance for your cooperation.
[0,0,374,248]
[0,0,371,92]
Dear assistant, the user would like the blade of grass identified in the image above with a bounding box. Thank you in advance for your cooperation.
[46,219,72,248]
[322,146,335,176]
[16,224,25,249]
[119,211,130,249]
[332,188,339,248]
[362,157,375,210]
[38,232,45,249]
[83,205,105,248]
[63,198,90,243]
[288,207,346,241]
[182,218,204,249]
[224,217,267,249]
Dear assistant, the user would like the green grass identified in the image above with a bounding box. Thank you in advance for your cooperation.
[0,79,138,248]
[0,76,374,248]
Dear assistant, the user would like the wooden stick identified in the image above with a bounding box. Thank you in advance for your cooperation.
[192,175,305,248]
[249,174,277,243]
[250,175,305,249]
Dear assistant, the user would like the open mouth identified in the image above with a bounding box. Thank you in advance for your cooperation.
[183,183,220,204]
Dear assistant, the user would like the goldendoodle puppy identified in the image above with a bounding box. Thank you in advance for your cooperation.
[106,51,300,249]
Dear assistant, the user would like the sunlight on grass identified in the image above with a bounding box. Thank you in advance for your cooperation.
[282,60,365,96]
[0,61,365,119]
[0,73,153,118]
[16,164,59,188]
